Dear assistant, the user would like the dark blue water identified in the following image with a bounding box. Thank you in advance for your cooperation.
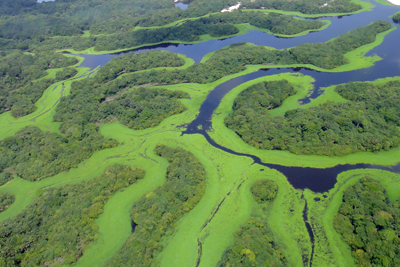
[71,0,400,192]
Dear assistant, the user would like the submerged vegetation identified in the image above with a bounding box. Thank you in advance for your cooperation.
[334,177,400,266]
[0,164,145,266]
[106,145,206,267]
[219,179,287,266]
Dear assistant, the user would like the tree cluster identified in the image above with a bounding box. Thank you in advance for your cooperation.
[219,179,286,266]
[241,0,362,15]
[54,51,190,131]
[225,79,400,156]
[95,51,185,83]
[0,126,118,182]
[334,177,400,266]
[393,13,400,23]
[0,52,77,117]
[106,145,207,267]
[0,164,145,266]
[0,193,14,213]
[0,172,13,186]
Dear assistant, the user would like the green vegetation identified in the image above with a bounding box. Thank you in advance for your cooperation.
[334,177,400,266]
[95,51,185,82]
[0,164,144,266]
[106,145,206,267]
[0,1,398,266]
[52,51,192,132]
[0,193,14,213]
[0,0,351,54]
[94,88,189,130]
[394,12,400,23]
[219,179,287,266]
[0,126,117,181]
[0,52,77,116]
[0,172,13,186]
[55,84,189,131]
[225,78,400,156]
[55,67,78,81]
[251,180,279,204]
[43,12,324,52]
[241,0,363,14]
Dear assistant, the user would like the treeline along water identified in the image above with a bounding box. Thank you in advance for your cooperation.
[73,0,400,192]
[72,1,399,68]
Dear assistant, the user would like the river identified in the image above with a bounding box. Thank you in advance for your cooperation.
[70,0,400,192]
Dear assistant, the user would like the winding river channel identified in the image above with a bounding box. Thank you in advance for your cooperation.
[72,0,400,193]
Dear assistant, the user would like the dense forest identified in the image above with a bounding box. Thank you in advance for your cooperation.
[0,192,14,213]
[106,145,207,266]
[225,80,400,156]
[0,0,351,46]
[94,88,188,130]
[94,51,185,83]
[0,164,145,266]
[54,51,193,132]
[0,172,13,186]
[334,177,400,266]
[0,52,77,117]
[0,126,118,182]
[219,179,287,266]
[241,0,362,14]
[35,11,323,52]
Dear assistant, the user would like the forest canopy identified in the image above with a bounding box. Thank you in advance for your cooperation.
[393,13,400,23]
[0,193,14,213]
[241,0,362,14]
[225,79,400,156]
[0,164,145,266]
[0,52,77,117]
[0,126,118,181]
[334,177,400,266]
